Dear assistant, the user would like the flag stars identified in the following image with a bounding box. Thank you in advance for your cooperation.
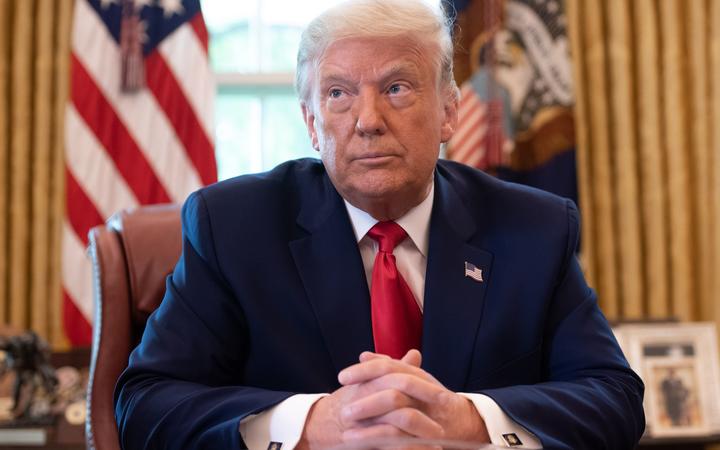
[160,0,185,17]
[134,0,156,10]
[126,0,184,17]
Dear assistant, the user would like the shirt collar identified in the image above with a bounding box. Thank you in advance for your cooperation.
[343,182,434,257]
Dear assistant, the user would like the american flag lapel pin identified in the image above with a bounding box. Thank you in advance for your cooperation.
[464,261,483,282]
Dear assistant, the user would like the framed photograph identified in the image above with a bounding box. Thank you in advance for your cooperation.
[612,322,720,438]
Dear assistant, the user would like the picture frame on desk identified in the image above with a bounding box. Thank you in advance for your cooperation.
[613,322,720,438]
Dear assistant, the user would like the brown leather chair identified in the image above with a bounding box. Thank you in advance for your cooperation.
[86,204,182,450]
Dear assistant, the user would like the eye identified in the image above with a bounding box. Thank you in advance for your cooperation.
[329,88,344,99]
[387,83,408,95]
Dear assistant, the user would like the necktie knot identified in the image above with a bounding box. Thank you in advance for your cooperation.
[367,222,407,253]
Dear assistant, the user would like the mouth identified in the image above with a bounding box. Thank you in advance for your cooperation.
[353,154,398,167]
[353,152,398,162]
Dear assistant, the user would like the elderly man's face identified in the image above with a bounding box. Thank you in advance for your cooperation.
[302,36,457,219]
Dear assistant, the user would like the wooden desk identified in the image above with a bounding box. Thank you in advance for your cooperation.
[0,418,83,449]
[639,434,720,449]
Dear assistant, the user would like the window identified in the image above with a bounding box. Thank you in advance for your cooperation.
[202,0,439,180]
[201,0,338,180]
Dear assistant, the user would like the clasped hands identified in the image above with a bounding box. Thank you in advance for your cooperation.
[298,349,489,449]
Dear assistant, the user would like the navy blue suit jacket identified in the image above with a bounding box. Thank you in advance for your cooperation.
[115,158,644,449]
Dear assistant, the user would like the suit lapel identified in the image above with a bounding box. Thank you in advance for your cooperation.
[422,170,494,391]
[289,174,374,375]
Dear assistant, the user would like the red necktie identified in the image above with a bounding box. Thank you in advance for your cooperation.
[367,221,422,359]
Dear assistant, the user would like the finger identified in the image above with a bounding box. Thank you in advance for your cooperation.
[401,349,422,367]
[351,408,445,439]
[359,351,391,363]
[341,389,417,423]
[339,358,440,386]
[342,423,412,442]
[371,372,448,404]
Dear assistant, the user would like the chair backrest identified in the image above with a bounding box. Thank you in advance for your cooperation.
[86,204,182,450]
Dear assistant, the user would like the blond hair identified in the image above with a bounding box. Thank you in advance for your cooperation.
[296,0,458,102]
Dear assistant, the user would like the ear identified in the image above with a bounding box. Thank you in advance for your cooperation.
[440,91,459,144]
[301,102,320,151]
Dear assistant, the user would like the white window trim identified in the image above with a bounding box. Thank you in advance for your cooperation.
[215,72,295,87]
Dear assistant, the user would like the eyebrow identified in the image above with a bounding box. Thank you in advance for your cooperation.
[377,63,421,84]
[319,63,421,88]
[319,73,356,87]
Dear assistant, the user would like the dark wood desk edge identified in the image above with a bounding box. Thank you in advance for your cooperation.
[640,433,720,446]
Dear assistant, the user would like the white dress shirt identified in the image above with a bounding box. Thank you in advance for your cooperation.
[240,184,541,449]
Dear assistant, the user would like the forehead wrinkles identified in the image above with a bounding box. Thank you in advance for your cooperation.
[319,38,431,80]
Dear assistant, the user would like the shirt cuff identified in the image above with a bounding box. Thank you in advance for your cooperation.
[239,393,328,450]
[459,392,542,449]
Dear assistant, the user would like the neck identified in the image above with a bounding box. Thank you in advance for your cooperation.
[356,202,411,222]
[345,183,432,222]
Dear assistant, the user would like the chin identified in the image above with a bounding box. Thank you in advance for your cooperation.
[351,181,425,207]
[350,178,404,199]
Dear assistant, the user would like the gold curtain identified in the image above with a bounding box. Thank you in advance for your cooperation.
[567,0,720,331]
[0,0,73,348]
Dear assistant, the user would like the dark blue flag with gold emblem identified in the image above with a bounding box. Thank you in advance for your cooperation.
[446,0,577,205]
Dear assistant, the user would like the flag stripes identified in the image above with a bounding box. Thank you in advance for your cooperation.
[65,169,106,244]
[62,222,94,321]
[65,105,141,218]
[63,290,93,346]
[449,84,490,167]
[448,81,507,170]
[70,56,173,204]
[189,13,209,50]
[145,53,215,186]
[63,0,216,345]
[157,23,215,139]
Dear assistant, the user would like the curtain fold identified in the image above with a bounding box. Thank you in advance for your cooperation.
[712,0,720,331]
[633,0,669,319]
[0,0,72,348]
[568,0,719,330]
[608,0,643,318]
[0,0,10,328]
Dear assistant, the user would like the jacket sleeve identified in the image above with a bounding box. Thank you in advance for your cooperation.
[114,191,294,450]
[480,200,645,449]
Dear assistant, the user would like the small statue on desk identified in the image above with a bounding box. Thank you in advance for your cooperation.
[0,331,57,422]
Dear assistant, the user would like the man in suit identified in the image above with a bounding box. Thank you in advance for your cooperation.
[114,0,645,448]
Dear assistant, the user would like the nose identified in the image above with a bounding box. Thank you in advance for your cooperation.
[355,89,387,136]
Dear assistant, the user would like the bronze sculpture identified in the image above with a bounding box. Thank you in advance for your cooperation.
[0,331,57,421]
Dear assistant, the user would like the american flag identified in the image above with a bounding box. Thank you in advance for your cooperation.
[448,81,508,169]
[63,0,216,345]
[464,261,484,283]
[446,0,511,170]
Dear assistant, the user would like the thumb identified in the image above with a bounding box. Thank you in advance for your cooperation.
[401,349,422,367]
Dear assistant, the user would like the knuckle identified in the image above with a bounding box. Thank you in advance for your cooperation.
[437,390,454,406]
[396,408,419,428]
[387,389,404,407]
[397,374,413,391]
[373,358,391,371]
